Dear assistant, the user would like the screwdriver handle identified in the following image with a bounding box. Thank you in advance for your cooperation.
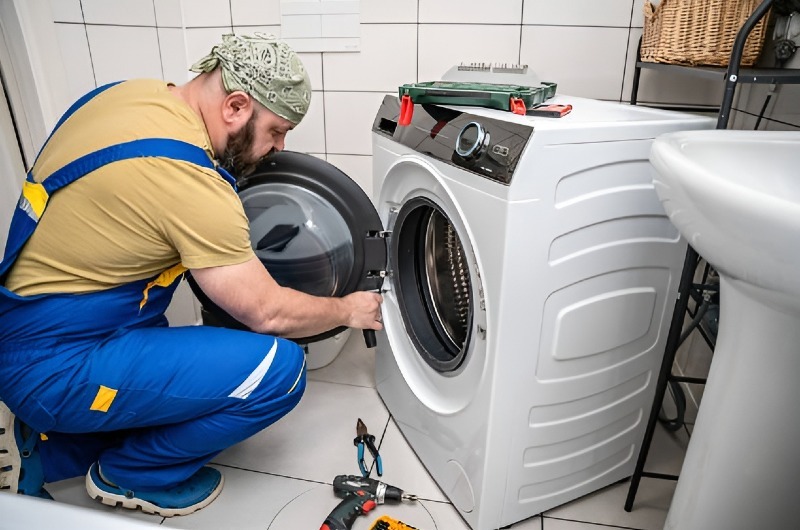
[320,492,377,530]
[363,329,376,348]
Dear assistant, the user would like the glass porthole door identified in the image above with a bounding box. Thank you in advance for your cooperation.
[187,151,387,344]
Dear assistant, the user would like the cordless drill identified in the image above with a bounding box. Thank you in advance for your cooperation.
[320,475,417,530]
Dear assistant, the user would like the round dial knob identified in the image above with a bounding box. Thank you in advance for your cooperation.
[455,122,490,159]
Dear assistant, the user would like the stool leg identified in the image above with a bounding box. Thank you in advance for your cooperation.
[625,246,698,511]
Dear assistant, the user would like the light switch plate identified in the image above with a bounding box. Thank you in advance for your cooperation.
[282,37,360,53]
[281,14,322,39]
[281,0,360,51]
[321,14,359,38]
[281,0,359,15]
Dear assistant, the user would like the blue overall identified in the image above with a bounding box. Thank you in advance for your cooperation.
[0,82,306,490]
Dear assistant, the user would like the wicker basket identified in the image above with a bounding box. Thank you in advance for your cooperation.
[641,0,770,67]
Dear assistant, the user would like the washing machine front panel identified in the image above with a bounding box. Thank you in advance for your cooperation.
[188,151,386,344]
[373,153,503,526]
[373,95,533,185]
[376,156,490,415]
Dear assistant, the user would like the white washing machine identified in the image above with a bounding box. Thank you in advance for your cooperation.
[372,95,715,529]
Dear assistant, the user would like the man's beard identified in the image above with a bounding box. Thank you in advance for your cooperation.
[220,115,273,178]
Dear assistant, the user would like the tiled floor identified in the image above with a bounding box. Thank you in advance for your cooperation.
[36,331,690,529]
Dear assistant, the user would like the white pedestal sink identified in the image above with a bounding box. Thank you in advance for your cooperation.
[650,130,800,530]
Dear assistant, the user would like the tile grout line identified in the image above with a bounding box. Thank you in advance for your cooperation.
[152,0,165,81]
[305,377,379,390]
[619,0,636,103]
[211,462,330,487]
[77,1,98,89]
[542,514,650,530]
[209,461,453,505]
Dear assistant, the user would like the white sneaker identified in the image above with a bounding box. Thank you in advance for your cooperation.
[0,401,50,498]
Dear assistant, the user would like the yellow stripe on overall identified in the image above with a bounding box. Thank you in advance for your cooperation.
[139,264,188,311]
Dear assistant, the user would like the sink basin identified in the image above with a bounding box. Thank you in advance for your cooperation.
[651,130,800,309]
[649,130,800,530]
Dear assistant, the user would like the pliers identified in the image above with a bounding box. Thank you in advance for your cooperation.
[354,418,383,477]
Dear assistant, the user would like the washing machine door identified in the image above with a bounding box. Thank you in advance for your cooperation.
[188,151,387,344]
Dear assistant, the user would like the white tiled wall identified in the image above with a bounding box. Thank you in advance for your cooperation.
[81,0,156,26]
[231,0,282,27]
[47,0,800,180]
[521,26,630,100]
[420,0,523,24]
[85,25,163,85]
[418,24,522,83]
[154,0,183,27]
[523,0,634,27]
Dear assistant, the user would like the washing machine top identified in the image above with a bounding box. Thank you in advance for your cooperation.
[448,94,716,144]
[373,95,715,185]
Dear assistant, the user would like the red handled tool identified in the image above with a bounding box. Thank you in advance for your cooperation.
[510,97,527,115]
[526,103,572,118]
[398,94,414,126]
[320,475,417,530]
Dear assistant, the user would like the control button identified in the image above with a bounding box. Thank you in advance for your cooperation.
[455,122,490,159]
[491,145,509,157]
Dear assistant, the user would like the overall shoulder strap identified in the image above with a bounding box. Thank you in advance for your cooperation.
[40,138,216,194]
[29,81,124,174]
[2,137,219,276]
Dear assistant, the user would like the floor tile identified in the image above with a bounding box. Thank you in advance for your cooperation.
[373,417,449,503]
[307,328,377,388]
[418,499,473,530]
[421,500,543,530]
[504,513,543,528]
[161,467,316,529]
[213,379,390,484]
[641,423,689,476]
[543,477,676,530]
[0,492,161,529]
[267,482,438,530]
[46,476,163,525]
[543,517,631,529]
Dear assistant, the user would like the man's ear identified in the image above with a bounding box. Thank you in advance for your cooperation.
[221,91,253,129]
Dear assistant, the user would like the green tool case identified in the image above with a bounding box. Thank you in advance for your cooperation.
[398,80,557,113]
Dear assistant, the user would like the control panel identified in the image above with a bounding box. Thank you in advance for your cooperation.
[372,95,534,185]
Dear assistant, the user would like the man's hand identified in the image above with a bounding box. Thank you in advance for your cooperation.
[342,291,384,331]
[191,256,384,338]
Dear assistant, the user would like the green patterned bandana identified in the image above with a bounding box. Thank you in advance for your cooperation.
[190,33,311,125]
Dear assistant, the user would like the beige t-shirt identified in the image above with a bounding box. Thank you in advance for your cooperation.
[6,79,255,296]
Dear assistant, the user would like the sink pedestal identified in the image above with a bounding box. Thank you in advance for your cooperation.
[665,275,800,529]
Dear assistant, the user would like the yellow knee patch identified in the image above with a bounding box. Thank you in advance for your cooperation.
[90,385,118,413]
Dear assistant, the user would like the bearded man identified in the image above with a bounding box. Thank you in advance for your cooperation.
[0,33,382,515]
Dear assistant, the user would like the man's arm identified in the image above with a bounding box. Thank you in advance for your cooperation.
[190,256,383,338]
